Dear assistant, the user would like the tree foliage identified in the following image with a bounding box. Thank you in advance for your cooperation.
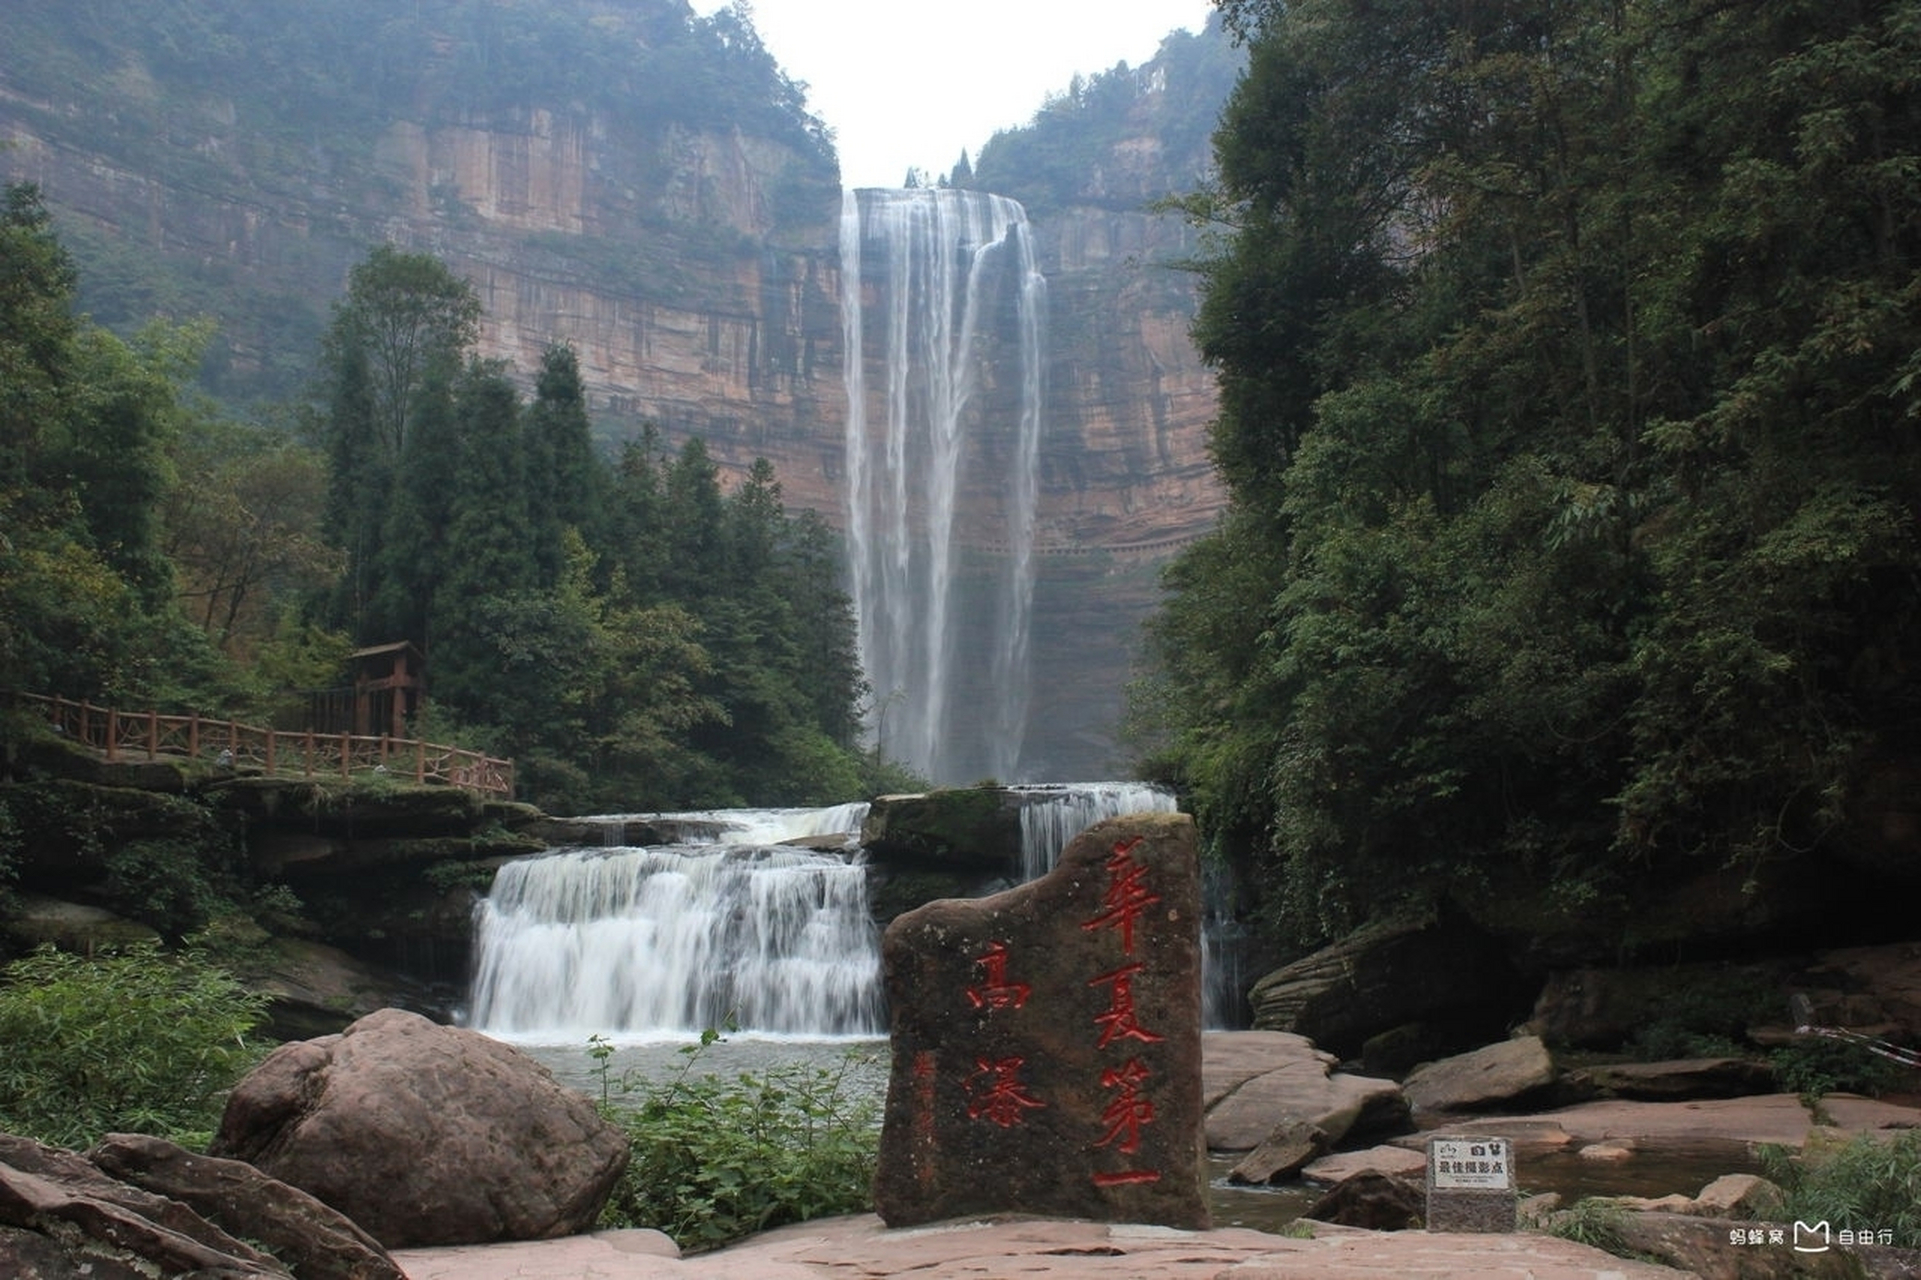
[0,184,236,708]
[302,244,876,811]
[1135,0,1921,948]
[968,17,1245,214]
[2,191,882,813]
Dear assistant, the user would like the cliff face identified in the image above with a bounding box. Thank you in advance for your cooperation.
[0,3,1226,780]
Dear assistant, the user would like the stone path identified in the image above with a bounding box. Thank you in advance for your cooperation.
[392,1214,1690,1279]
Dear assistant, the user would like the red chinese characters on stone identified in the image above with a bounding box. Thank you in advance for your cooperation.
[1079,836,1161,954]
[1095,1056,1157,1155]
[964,1055,1047,1128]
[1080,836,1166,1189]
[965,940,1031,1012]
[1087,961,1165,1049]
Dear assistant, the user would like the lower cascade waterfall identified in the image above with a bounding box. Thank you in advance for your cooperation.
[465,787,1241,1039]
[1014,781,1181,881]
[469,839,883,1038]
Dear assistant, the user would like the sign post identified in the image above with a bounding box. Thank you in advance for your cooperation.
[1425,1134,1517,1232]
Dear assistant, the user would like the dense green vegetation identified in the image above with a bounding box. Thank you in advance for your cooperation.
[966,16,1244,214]
[2,0,837,407]
[1,189,895,814]
[310,244,880,811]
[0,185,255,710]
[1131,0,1921,951]
[590,1031,881,1251]
[0,943,270,1148]
[1765,1130,1921,1244]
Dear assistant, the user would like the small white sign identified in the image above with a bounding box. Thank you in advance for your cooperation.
[1430,1138,1512,1190]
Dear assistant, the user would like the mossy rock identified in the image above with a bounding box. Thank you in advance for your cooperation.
[216,776,484,837]
[866,866,993,926]
[0,893,163,954]
[2,779,229,890]
[861,787,1022,873]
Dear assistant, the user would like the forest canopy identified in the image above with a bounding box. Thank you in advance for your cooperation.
[1,192,889,814]
[1132,0,1921,951]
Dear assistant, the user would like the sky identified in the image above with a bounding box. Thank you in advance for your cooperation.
[690,0,1219,189]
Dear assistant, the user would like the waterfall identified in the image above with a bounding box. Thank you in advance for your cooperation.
[840,187,1045,785]
[1009,782,1245,1028]
[579,804,871,849]
[1012,781,1182,881]
[469,835,882,1039]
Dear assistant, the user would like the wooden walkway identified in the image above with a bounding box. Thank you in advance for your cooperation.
[21,693,514,798]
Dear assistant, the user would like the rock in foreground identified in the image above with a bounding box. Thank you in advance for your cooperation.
[213,1007,629,1248]
[874,812,1208,1229]
[0,1130,401,1279]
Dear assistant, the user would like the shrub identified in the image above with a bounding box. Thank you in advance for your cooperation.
[1770,1036,1905,1103]
[0,943,271,1147]
[1763,1130,1921,1245]
[593,1031,881,1251]
[1544,1196,1634,1257]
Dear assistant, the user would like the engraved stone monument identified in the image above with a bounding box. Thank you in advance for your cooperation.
[872,811,1208,1228]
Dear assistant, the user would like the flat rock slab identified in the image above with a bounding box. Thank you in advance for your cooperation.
[1403,1035,1557,1113]
[391,1214,1692,1279]
[1433,1092,1921,1150]
[1301,1144,1429,1184]
[1585,1057,1777,1100]
[1205,1059,1405,1151]
[1201,1031,1334,1108]
[874,813,1208,1228]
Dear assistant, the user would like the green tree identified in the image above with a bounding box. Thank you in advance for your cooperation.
[0,183,78,492]
[430,359,536,718]
[524,341,604,589]
[163,413,339,654]
[315,245,480,640]
[1138,0,1921,950]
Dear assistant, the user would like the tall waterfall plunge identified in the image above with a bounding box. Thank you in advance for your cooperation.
[839,188,1045,785]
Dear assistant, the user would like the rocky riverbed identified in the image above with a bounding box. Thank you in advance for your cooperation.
[9,1021,1920,1278]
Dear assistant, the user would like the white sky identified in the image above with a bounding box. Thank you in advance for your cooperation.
[691,0,1219,188]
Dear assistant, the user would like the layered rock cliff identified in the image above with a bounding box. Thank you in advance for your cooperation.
[0,0,1233,779]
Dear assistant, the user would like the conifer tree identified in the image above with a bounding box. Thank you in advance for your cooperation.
[431,359,535,716]
[524,341,602,589]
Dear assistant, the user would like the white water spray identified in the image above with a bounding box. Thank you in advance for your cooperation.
[1012,781,1182,881]
[469,837,882,1039]
[840,187,1045,784]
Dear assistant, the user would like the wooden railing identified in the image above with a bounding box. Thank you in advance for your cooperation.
[20,694,514,799]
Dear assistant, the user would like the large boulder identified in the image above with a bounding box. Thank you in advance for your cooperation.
[211,1008,629,1248]
[1302,1169,1425,1231]
[1247,909,1530,1060]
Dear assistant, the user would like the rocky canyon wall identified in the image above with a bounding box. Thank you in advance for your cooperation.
[0,17,1224,781]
